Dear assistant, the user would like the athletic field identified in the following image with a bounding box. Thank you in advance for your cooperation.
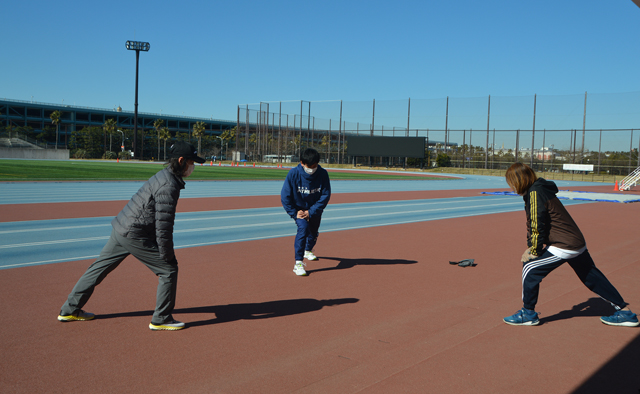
[0,164,638,393]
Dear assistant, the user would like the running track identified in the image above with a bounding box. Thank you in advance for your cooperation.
[0,171,638,394]
[0,173,595,270]
[1,196,590,270]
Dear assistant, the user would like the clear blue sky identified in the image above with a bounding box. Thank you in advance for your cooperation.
[2,0,640,132]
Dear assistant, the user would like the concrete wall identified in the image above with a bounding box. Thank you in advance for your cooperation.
[0,148,69,160]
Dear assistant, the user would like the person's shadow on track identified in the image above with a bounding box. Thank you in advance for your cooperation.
[97,298,359,328]
[539,298,617,325]
[179,298,359,327]
[306,256,417,275]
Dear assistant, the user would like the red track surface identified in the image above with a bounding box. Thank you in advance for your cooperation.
[1,186,639,393]
[0,189,488,222]
[0,184,627,223]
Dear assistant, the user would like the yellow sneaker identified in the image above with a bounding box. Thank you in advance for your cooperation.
[149,320,185,331]
[58,310,95,322]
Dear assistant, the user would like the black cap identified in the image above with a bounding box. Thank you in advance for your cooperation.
[169,141,205,163]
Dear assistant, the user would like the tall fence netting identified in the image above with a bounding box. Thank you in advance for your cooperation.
[236,93,640,175]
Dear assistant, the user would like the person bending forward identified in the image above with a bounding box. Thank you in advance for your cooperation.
[503,162,638,327]
[281,148,331,276]
[58,142,205,331]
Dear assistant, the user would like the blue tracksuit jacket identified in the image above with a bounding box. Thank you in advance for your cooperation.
[281,164,331,218]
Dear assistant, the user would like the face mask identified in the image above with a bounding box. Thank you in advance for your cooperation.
[304,166,317,175]
[183,163,195,177]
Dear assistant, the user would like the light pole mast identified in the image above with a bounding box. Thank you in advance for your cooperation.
[125,40,150,159]
[117,129,125,153]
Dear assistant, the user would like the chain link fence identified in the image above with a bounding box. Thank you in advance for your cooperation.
[236,93,640,180]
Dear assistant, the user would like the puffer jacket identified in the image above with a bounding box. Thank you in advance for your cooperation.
[111,166,185,262]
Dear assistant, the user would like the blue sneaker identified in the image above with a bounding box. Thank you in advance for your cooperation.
[600,310,639,327]
[503,308,540,326]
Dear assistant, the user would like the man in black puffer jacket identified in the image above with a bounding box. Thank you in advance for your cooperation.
[58,141,205,331]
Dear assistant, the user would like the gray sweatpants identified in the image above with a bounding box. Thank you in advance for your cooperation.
[60,229,178,325]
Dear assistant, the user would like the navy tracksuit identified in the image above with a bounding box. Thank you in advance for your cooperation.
[281,164,331,261]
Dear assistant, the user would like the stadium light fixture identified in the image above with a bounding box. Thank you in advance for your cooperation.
[125,41,150,51]
[125,40,150,159]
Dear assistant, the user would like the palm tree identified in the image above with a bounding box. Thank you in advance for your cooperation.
[292,134,301,157]
[220,127,237,161]
[192,121,206,155]
[158,127,172,160]
[320,135,330,164]
[103,119,117,153]
[50,110,61,149]
[249,133,257,160]
[153,119,164,161]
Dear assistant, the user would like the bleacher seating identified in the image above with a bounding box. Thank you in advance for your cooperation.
[0,138,43,149]
[620,166,640,191]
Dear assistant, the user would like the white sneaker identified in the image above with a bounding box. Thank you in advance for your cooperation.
[304,250,318,261]
[293,261,307,276]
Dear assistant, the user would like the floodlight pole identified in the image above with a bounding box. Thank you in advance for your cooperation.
[125,40,150,159]
[216,136,224,158]
[117,129,125,152]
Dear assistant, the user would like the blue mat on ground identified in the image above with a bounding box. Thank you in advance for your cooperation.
[481,190,640,203]
[482,191,518,196]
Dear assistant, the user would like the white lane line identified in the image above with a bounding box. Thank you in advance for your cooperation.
[177,198,509,223]
[0,196,511,233]
[318,207,522,233]
[167,206,525,249]
[1,255,100,269]
[176,232,296,249]
[2,200,531,269]
[0,200,521,245]
[5,206,519,269]
[169,198,484,223]
[0,236,110,249]
[174,220,293,234]
[320,201,521,222]
[176,211,282,222]
[0,223,111,235]
[0,204,519,249]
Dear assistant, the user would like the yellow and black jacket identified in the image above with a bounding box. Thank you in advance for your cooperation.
[523,178,586,257]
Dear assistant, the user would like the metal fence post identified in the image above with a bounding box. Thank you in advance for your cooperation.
[582,92,587,163]
[531,94,536,168]
[485,95,490,169]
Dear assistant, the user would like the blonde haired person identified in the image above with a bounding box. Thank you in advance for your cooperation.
[503,162,638,327]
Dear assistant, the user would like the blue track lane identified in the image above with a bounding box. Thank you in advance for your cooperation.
[0,196,589,270]
[0,174,601,204]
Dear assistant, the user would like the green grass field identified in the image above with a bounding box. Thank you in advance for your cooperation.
[0,160,452,181]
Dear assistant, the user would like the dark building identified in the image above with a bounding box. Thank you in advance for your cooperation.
[1,98,236,157]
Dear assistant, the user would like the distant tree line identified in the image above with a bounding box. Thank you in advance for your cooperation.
[425,144,639,174]
[2,121,638,172]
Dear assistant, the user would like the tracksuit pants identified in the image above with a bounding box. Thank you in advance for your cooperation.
[60,229,179,325]
[521,249,627,311]
[294,216,321,261]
